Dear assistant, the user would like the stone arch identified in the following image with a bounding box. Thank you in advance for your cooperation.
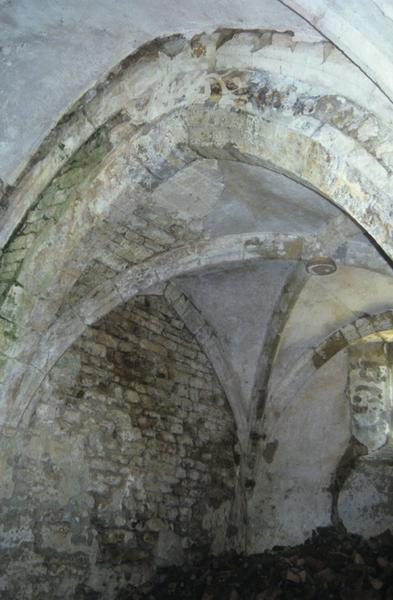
[245,309,393,550]
[1,31,393,434]
[2,229,388,436]
[0,291,239,593]
[2,30,392,250]
[269,308,393,415]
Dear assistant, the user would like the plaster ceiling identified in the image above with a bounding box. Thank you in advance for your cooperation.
[0,0,393,437]
[0,0,322,183]
[2,0,393,185]
[153,159,341,237]
[271,265,393,392]
[0,4,393,579]
[176,261,295,405]
[161,157,393,421]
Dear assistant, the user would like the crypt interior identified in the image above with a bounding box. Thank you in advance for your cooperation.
[0,0,393,597]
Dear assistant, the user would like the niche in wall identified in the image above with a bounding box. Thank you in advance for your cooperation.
[0,295,237,598]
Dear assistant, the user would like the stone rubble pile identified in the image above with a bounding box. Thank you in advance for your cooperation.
[136,527,393,599]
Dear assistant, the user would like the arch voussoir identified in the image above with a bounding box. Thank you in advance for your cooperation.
[0,31,393,435]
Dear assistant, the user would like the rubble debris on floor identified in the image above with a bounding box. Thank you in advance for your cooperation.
[136,528,393,599]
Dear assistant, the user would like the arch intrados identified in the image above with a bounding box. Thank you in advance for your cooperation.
[1,46,393,429]
[269,309,393,417]
[6,230,390,433]
[7,101,388,332]
[1,28,391,256]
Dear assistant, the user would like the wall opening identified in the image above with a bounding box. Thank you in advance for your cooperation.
[0,294,238,597]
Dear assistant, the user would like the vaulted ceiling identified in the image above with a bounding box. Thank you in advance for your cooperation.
[0,0,392,450]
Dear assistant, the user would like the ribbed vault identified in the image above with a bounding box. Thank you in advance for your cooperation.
[1,32,393,436]
[0,17,393,596]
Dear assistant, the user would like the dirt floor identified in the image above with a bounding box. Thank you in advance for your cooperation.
[135,528,393,599]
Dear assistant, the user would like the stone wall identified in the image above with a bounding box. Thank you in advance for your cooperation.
[338,341,393,536]
[0,295,237,599]
[347,341,392,452]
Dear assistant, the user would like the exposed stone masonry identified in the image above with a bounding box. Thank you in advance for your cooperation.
[0,122,114,302]
[1,10,393,598]
[0,295,236,598]
[348,342,392,452]
[2,27,393,431]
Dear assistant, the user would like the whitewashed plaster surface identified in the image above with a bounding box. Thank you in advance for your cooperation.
[0,0,323,183]
[338,448,393,537]
[0,2,393,585]
[272,266,393,393]
[176,261,295,412]
[2,0,393,184]
[248,351,351,550]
